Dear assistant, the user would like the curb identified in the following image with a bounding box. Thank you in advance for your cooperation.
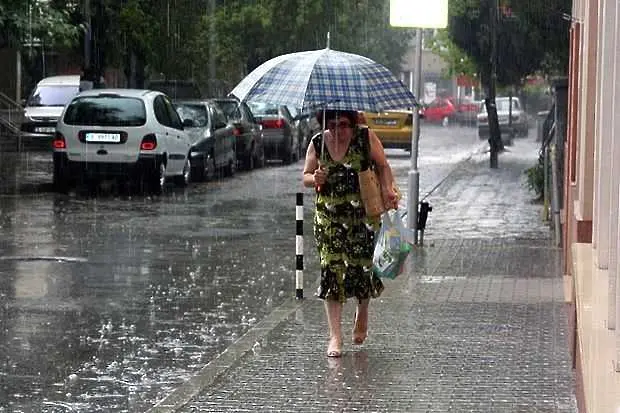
[145,298,304,412]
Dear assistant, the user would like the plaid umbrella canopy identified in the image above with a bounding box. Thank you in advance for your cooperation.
[229,48,416,112]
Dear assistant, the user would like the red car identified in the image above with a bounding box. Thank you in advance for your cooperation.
[422,97,456,126]
[422,96,479,127]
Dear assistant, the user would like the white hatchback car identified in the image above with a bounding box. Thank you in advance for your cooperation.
[53,89,193,193]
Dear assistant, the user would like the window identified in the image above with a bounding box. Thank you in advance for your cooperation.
[154,96,172,127]
[27,85,80,107]
[217,100,242,121]
[63,96,147,126]
[175,104,208,128]
[163,96,183,130]
[211,105,228,129]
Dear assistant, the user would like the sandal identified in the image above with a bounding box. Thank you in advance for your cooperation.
[327,336,342,358]
[352,311,368,345]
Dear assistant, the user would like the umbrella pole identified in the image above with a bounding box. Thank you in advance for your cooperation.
[320,109,326,163]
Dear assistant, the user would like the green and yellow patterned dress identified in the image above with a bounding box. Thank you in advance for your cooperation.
[312,128,385,303]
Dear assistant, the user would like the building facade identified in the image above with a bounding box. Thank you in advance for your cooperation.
[566,0,620,411]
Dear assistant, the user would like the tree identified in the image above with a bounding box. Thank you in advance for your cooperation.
[193,0,412,95]
[427,30,478,80]
[448,0,570,167]
[0,0,80,49]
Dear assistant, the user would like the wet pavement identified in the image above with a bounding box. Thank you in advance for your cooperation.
[150,134,577,412]
[0,125,489,412]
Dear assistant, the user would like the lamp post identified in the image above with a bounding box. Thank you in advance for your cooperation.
[390,0,448,244]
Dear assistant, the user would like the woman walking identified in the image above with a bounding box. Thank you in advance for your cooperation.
[302,109,398,357]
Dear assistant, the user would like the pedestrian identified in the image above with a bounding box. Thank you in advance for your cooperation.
[302,109,399,357]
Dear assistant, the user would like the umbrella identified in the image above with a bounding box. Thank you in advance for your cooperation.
[229,47,417,113]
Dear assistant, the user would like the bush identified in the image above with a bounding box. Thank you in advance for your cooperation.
[524,151,545,200]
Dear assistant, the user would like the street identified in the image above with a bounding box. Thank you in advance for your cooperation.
[1,125,488,412]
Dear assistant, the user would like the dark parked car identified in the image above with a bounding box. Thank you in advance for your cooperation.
[174,100,236,181]
[247,102,300,164]
[213,98,265,170]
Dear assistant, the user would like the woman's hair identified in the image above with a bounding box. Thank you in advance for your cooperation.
[315,109,358,128]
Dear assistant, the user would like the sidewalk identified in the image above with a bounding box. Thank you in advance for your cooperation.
[148,138,577,412]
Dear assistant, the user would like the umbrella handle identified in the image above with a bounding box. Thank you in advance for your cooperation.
[316,109,327,194]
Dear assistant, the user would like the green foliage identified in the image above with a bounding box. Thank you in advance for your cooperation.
[448,0,570,87]
[427,29,477,79]
[5,0,413,90]
[0,0,80,48]
[524,150,545,200]
[193,0,412,93]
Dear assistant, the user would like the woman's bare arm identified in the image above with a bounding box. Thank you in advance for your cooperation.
[302,141,319,188]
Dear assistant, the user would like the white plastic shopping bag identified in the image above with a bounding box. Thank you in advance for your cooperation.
[372,209,412,279]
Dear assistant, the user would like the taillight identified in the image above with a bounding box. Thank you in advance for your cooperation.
[140,134,157,150]
[52,132,66,149]
[261,119,284,129]
[233,127,243,136]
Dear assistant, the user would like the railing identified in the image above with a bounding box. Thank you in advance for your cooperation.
[0,91,24,137]
[540,102,565,246]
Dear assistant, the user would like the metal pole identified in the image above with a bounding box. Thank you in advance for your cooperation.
[16,49,21,103]
[407,28,423,244]
[543,144,550,222]
[550,143,561,246]
[295,193,304,299]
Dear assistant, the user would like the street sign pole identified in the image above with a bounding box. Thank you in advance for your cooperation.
[390,0,448,244]
[408,29,423,243]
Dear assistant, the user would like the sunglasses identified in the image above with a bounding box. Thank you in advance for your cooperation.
[327,120,352,130]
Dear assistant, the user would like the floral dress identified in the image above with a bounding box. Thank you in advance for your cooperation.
[312,128,385,303]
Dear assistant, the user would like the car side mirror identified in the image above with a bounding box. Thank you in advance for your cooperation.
[182,118,194,128]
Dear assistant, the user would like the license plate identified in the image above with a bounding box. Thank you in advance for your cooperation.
[35,127,55,133]
[373,119,398,126]
[85,132,121,143]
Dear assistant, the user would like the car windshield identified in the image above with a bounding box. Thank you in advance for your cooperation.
[26,85,79,107]
[175,104,208,127]
[63,96,147,126]
[248,102,280,116]
[478,99,519,113]
[216,100,241,121]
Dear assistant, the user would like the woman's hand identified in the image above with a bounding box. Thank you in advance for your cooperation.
[314,165,327,186]
[382,186,399,210]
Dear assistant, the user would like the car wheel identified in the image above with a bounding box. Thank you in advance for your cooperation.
[282,140,294,164]
[175,157,191,187]
[149,162,166,195]
[193,153,213,181]
[52,164,72,193]
[254,145,265,168]
[224,156,236,177]
[244,145,256,170]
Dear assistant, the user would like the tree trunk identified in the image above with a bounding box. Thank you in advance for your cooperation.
[486,0,502,169]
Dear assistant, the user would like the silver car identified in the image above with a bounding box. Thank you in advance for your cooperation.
[477,97,529,144]
[248,102,300,164]
[53,89,193,194]
[20,75,81,148]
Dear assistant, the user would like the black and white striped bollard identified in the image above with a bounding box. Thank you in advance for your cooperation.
[296,192,304,299]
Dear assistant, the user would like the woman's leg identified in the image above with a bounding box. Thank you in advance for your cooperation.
[353,298,369,344]
[325,299,343,357]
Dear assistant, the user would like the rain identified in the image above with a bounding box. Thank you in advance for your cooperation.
[0,0,575,412]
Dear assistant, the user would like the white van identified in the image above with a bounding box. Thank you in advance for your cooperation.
[20,75,81,145]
